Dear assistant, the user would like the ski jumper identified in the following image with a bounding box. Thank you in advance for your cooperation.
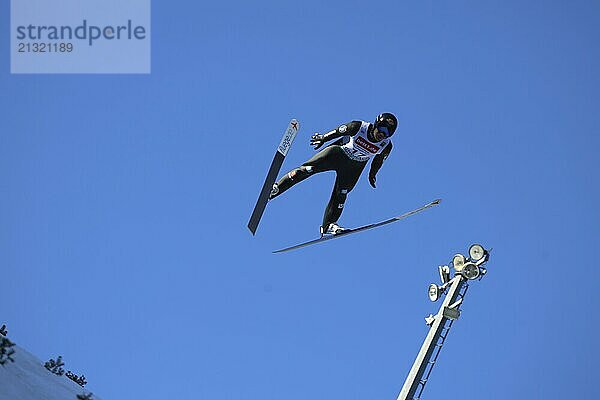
[270,120,393,230]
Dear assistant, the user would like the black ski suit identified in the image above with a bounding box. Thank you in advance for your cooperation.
[270,120,393,230]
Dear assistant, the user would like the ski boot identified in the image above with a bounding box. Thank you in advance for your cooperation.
[268,183,279,200]
[320,222,347,237]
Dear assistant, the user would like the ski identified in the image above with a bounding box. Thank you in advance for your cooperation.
[273,199,441,253]
[248,119,300,235]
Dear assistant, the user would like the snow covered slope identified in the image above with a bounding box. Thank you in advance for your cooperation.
[0,338,102,400]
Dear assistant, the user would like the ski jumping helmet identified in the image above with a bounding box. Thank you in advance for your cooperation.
[374,112,398,138]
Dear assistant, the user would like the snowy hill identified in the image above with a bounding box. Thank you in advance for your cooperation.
[0,338,102,400]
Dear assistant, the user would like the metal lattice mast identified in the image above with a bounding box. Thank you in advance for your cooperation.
[396,244,490,400]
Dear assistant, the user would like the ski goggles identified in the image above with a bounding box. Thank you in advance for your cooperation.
[377,125,390,138]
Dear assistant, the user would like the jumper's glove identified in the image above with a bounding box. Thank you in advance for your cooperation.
[369,174,377,188]
[310,133,326,150]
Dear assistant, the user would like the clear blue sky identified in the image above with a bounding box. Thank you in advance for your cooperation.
[2,1,599,399]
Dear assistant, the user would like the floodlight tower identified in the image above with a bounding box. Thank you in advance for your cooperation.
[396,244,490,400]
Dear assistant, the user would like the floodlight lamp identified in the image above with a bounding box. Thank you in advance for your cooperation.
[428,283,441,302]
[469,244,486,261]
[462,263,480,280]
[452,254,466,272]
